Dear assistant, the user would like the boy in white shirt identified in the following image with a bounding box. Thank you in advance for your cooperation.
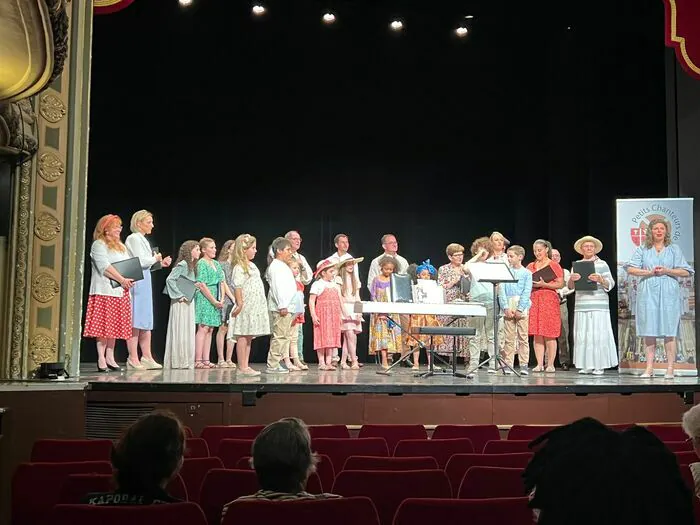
[265,237,298,373]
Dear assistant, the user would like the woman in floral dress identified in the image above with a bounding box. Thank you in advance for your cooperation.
[436,243,471,360]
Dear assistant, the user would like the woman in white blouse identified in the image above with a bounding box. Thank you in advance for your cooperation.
[125,210,171,370]
[83,214,137,372]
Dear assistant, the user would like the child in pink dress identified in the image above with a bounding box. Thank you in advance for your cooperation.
[336,255,364,369]
[309,259,343,370]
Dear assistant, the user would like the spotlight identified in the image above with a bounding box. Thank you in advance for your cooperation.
[389,19,403,32]
[252,4,266,16]
[455,26,468,37]
[178,0,193,6]
[322,12,336,24]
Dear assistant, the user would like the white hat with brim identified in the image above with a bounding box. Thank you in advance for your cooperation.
[338,253,365,265]
[574,235,603,255]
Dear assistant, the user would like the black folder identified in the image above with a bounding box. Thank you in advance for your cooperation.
[150,246,162,272]
[176,275,197,302]
[573,260,597,291]
[390,273,413,303]
[531,264,557,283]
[109,257,145,288]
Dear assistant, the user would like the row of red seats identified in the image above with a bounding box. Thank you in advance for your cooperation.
[49,496,537,525]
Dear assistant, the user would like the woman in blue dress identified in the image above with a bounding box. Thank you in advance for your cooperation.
[626,218,694,378]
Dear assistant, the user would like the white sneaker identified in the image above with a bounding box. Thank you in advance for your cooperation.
[578,368,594,374]
[266,366,289,374]
[504,369,514,375]
[592,369,604,375]
[519,367,529,376]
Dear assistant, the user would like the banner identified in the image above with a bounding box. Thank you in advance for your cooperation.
[616,198,696,375]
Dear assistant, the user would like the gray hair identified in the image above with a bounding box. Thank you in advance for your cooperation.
[682,404,700,440]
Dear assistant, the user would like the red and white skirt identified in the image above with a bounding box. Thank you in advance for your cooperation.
[83,294,132,340]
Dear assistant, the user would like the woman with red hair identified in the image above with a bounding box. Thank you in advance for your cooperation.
[83,214,136,372]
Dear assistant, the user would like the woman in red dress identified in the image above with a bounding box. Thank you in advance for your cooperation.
[83,215,136,372]
[527,239,564,373]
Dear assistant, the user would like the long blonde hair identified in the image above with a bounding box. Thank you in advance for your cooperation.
[219,239,235,262]
[339,261,358,297]
[93,214,126,252]
[231,234,256,275]
[644,218,672,248]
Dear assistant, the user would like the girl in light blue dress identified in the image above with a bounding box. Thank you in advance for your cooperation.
[626,218,694,378]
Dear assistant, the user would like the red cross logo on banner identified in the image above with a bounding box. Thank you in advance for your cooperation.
[630,226,646,247]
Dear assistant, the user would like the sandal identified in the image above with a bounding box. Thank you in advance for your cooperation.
[532,366,545,373]
[226,360,237,369]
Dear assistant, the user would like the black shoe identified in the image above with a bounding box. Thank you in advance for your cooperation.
[97,366,109,373]
[561,363,570,371]
[107,363,121,371]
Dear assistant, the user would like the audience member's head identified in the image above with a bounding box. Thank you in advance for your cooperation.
[523,417,693,525]
[682,404,700,458]
[250,417,317,493]
[111,410,186,494]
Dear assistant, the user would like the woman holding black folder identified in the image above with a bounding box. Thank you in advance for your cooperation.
[527,239,564,373]
[83,214,136,372]
[568,236,618,375]
[125,210,172,370]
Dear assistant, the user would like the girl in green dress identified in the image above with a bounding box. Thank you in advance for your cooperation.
[194,237,234,368]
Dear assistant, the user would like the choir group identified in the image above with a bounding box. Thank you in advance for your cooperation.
[83,211,692,378]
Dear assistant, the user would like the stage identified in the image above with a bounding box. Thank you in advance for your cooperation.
[74,364,700,438]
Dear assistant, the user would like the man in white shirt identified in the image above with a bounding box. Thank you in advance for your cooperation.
[265,237,297,373]
[366,234,409,292]
[551,248,573,370]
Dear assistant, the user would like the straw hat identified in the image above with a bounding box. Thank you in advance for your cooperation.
[574,235,603,255]
[337,253,365,266]
[314,258,341,278]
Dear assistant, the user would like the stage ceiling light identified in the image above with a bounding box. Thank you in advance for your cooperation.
[178,0,193,6]
[252,4,266,16]
[455,26,468,37]
[322,12,336,24]
[390,19,403,31]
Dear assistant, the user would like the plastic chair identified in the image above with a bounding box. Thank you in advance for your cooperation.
[432,425,501,453]
[221,496,380,525]
[394,438,474,468]
[50,502,207,525]
[343,455,438,472]
[308,425,351,438]
[185,438,210,458]
[332,470,451,525]
[444,453,533,496]
[200,425,263,455]
[312,437,389,473]
[358,424,428,454]
[12,461,113,525]
[31,439,113,462]
[483,439,532,454]
[457,466,526,499]
[179,457,224,504]
[394,497,532,525]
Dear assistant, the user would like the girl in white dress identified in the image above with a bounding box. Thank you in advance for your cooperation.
[336,256,364,369]
[227,234,270,376]
[163,240,200,369]
[568,236,618,375]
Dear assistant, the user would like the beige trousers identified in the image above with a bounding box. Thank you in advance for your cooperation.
[502,313,530,368]
[267,311,295,369]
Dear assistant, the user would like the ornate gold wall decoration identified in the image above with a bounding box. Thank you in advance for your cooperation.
[39,93,66,123]
[29,333,57,364]
[32,273,60,303]
[38,151,64,182]
[34,211,61,241]
[8,161,33,379]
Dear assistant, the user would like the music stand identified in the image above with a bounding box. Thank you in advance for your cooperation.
[464,262,522,377]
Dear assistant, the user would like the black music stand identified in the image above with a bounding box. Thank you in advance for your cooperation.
[416,325,476,379]
[464,262,521,378]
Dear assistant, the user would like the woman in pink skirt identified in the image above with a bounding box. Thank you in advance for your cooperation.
[83,214,136,372]
[309,259,343,370]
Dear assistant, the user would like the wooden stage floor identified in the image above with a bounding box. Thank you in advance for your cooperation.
[81,364,700,398]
